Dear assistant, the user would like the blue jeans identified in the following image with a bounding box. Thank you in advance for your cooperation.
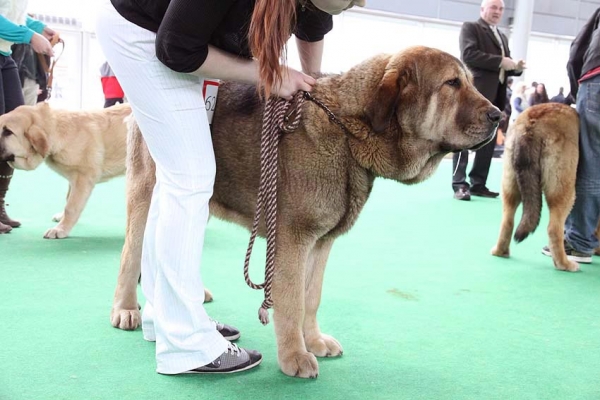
[565,74,600,254]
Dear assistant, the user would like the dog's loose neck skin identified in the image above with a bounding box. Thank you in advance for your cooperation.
[307,55,446,185]
[30,104,60,157]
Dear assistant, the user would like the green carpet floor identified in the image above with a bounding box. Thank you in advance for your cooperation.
[2,159,600,400]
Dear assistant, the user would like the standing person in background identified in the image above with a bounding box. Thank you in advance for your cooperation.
[550,86,566,103]
[509,81,528,122]
[11,42,38,105]
[542,7,600,263]
[0,1,54,234]
[96,0,366,376]
[99,61,124,108]
[528,82,549,106]
[525,81,537,99]
[452,0,525,201]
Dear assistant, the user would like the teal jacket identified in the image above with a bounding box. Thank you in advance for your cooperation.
[0,15,45,56]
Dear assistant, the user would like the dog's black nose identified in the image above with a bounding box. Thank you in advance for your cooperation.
[486,108,502,124]
[0,153,14,162]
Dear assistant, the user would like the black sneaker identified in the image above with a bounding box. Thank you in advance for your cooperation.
[185,343,262,374]
[542,241,592,264]
[213,320,240,341]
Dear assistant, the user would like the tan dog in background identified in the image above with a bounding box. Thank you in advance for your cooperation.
[114,47,500,378]
[491,103,580,271]
[0,103,131,238]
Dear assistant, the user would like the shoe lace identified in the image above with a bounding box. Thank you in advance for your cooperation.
[210,318,224,330]
[226,342,241,356]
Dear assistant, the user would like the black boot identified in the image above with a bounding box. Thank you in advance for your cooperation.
[0,162,21,228]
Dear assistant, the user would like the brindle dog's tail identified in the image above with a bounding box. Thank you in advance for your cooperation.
[513,127,544,243]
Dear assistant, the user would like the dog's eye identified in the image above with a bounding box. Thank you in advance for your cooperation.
[445,78,461,88]
[1,128,13,137]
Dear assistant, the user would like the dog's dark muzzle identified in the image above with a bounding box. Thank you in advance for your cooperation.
[470,107,501,147]
[468,122,498,151]
[454,107,501,152]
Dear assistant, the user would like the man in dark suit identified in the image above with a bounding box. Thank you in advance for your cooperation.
[453,0,525,201]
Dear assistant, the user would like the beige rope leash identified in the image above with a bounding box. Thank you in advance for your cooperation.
[243,91,306,325]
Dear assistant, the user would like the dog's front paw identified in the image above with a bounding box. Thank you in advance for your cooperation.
[491,245,510,257]
[52,212,63,222]
[305,333,343,357]
[44,226,69,239]
[111,307,141,330]
[279,350,319,378]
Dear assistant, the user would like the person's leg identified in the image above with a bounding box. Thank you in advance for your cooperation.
[470,85,502,192]
[565,75,600,255]
[452,150,469,191]
[140,179,160,341]
[0,55,24,230]
[22,78,39,106]
[104,98,119,108]
[96,1,228,374]
[0,57,9,234]
[469,136,496,190]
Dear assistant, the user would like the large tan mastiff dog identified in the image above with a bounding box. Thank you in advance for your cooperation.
[112,46,500,378]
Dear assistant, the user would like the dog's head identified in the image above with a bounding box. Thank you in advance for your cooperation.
[0,104,49,170]
[347,46,500,183]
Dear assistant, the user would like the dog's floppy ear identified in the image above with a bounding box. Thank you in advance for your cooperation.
[365,57,414,134]
[24,125,49,157]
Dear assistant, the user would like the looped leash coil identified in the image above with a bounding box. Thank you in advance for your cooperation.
[243,91,305,325]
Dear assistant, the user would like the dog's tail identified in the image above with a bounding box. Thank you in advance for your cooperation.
[513,126,543,243]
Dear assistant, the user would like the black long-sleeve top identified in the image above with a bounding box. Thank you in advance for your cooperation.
[111,0,333,73]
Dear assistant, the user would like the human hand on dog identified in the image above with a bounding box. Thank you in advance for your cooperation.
[273,67,316,100]
[30,32,54,56]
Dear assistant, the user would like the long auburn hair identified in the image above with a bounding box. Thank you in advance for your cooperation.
[249,0,297,98]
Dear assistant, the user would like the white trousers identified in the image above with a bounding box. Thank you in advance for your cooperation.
[96,0,228,374]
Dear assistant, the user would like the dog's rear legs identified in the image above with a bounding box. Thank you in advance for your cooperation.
[303,238,343,358]
[546,190,578,272]
[492,164,521,257]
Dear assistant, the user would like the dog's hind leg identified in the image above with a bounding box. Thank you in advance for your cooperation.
[491,157,520,257]
[302,238,343,358]
[546,184,578,272]
[272,232,320,378]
